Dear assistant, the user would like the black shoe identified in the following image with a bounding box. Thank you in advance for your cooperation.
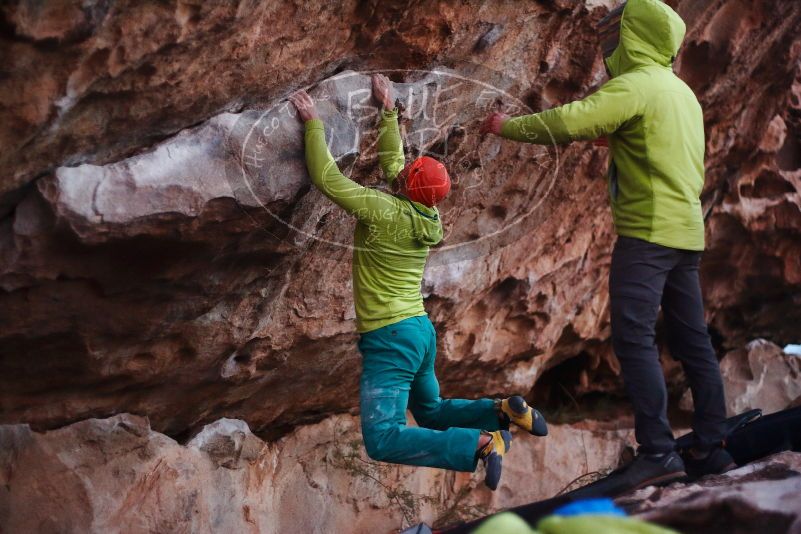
[682,446,737,480]
[569,451,687,499]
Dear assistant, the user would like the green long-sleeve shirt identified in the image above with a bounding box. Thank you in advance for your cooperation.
[501,0,705,251]
[304,109,443,333]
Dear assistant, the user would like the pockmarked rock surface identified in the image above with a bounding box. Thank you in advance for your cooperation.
[719,339,801,415]
[5,413,799,534]
[621,451,801,534]
[1,0,801,531]
[1,0,615,436]
[2,0,798,440]
[0,413,635,534]
[680,338,801,416]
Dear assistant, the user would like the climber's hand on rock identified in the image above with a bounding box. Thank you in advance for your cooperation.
[371,74,394,110]
[480,112,509,136]
[289,90,319,122]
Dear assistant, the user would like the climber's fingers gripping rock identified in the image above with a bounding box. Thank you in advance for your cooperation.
[289,90,319,123]
[371,74,394,110]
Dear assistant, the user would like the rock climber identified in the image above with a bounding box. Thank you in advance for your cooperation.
[289,73,547,490]
[481,0,733,493]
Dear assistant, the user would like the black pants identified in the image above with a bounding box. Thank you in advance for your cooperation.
[610,236,727,454]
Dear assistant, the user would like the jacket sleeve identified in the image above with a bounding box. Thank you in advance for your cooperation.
[377,108,406,183]
[304,118,397,221]
[500,76,641,144]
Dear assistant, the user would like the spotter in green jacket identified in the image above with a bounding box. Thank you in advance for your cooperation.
[501,0,705,251]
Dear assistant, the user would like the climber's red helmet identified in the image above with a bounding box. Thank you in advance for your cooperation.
[396,156,451,207]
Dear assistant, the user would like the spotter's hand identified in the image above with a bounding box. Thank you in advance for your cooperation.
[479,112,510,136]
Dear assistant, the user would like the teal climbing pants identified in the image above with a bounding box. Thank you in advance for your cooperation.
[358,315,503,472]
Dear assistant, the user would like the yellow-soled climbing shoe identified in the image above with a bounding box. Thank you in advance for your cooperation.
[478,430,512,490]
[501,396,548,436]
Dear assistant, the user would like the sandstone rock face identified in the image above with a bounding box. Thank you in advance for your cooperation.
[691,0,801,347]
[621,451,801,534]
[4,413,799,534]
[0,413,635,533]
[3,0,797,439]
[1,0,801,531]
[720,339,801,415]
[1,0,616,436]
[680,339,801,416]
[40,70,499,242]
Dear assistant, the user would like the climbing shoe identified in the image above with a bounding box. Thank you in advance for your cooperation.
[500,396,548,436]
[478,430,512,491]
[682,445,737,480]
[569,451,687,499]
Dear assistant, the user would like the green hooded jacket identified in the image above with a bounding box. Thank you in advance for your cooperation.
[304,109,443,333]
[501,0,705,251]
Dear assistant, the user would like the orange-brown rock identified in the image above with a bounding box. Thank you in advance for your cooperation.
[0,413,635,533]
[0,2,800,529]
[682,339,801,416]
[4,412,800,533]
[620,451,801,534]
[1,0,618,436]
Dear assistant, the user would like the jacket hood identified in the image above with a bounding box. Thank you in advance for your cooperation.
[605,0,686,78]
[405,198,443,247]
